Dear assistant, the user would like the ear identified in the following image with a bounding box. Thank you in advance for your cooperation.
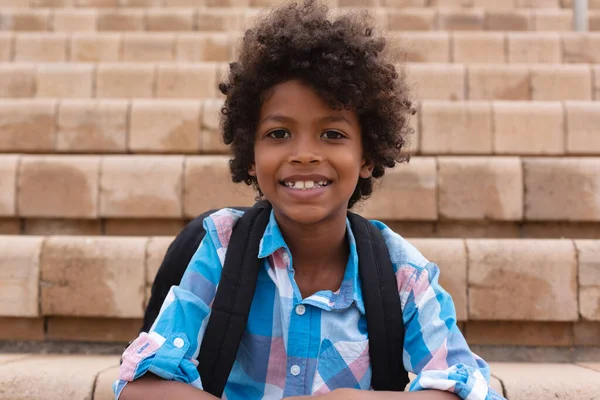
[359,159,374,179]
[248,163,256,177]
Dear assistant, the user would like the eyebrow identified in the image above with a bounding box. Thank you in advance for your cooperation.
[260,114,353,126]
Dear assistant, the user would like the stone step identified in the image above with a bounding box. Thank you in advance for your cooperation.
[1,99,599,155]
[0,62,598,101]
[0,355,597,400]
[3,0,600,10]
[2,31,600,64]
[0,236,598,322]
[1,155,600,222]
[0,7,594,32]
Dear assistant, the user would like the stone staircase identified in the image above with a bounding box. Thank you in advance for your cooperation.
[0,0,600,399]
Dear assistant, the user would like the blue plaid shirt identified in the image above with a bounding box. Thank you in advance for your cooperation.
[115,208,504,399]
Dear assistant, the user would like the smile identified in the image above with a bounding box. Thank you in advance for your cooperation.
[280,180,331,190]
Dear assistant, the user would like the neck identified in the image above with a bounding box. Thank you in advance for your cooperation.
[274,207,349,279]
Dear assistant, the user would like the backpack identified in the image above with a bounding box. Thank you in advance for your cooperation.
[142,204,409,397]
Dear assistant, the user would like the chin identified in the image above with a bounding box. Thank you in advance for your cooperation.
[273,203,335,225]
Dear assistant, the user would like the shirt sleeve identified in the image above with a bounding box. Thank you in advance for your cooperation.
[113,217,225,399]
[402,262,505,400]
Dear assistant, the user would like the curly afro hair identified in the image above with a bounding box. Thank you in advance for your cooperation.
[219,0,415,208]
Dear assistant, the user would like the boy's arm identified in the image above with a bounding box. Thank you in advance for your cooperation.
[119,374,219,400]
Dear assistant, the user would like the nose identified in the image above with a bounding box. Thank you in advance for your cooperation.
[288,135,323,165]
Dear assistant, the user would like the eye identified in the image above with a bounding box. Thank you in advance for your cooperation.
[321,130,345,140]
[267,129,290,139]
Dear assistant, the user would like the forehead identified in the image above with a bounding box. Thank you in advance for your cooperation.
[259,80,358,124]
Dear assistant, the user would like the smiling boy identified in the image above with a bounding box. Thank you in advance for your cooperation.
[115,2,504,399]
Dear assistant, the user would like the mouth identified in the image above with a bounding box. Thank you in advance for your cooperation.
[279,180,332,190]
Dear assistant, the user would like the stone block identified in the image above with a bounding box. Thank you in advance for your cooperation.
[98,10,145,31]
[407,239,467,321]
[465,322,574,346]
[420,101,492,154]
[467,239,578,321]
[581,287,600,321]
[24,219,102,235]
[0,64,35,98]
[517,0,560,6]
[438,157,523,221]
[485,10,532,30]
[574,321,600,346]
[533,9,572,31]
[14,33,67,62]
[382,221,435,238]
[201,98,228,154]
[522,223,600,239]
[165,0,208,4]
[56,100,127,153]
[18,156,100,218]
[386,9,437,31]
[565,101,600,154]
[146,236,173,289]
[0,10,51,31]
[96,64,155,99]
[31,0,74,6]
[100,156,184,218]
[435,222,520,238]
[122,33,175,62]
[52,10,97,33]
[176,32,231,62]
[183,156,256,218]
[491,363,600,400]
[119,0,161,5]
[524,158,600,221]
[358,158,437,221]
[0,236,43,317]
[147,9,194,31]
[129,100,202,153]
[77,0,118,6]
[0,33,12,62]
[576,240,600,287]
[468,64,530,100]
[0,219,20,234]
[0,317,44,341]
[94,366,121,400]
[156,63,218,99]
[46,317,142,342]
[196,8,245,31]
[493,102,564,155]
[595,66,600,100]
[591,11,600,31]
[104,220,184,236]
[507,32,561,63]
[0,155,18,217]
[387,32,449,63]
[71,33,121,62]
[381,0,427,5]
[451,32,505,63]
[562,33,600,64]
[41,236,146,317]
[438,9,485,31]
[0,355,120,400]
[0,99,56,152]
[36,64,94,98]
[531,65,592,101]
[407,63,465,101]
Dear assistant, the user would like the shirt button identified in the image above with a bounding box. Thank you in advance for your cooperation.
[290,365,301,376]
[173,338,185,348]
[295,304,306,316]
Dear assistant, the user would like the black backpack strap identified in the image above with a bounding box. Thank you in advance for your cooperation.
[140,207,254,334]
[197,206,272,398]
[347,212,409,391]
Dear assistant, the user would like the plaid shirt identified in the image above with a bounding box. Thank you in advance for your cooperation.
[115,208,504,400]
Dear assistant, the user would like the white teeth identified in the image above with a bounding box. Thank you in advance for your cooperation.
[283,180,329,190]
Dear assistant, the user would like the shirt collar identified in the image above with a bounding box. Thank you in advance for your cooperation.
[257,209,365,314]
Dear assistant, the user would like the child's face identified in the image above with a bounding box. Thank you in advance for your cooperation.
[250,79,372,225]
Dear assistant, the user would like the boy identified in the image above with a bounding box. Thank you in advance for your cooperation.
[115,1,504,399]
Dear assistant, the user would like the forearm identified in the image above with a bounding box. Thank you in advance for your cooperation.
[119,373,219,400]
[298,388,459,400]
